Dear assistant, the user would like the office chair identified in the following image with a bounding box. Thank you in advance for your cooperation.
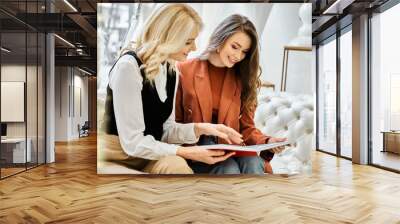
[79,121,90,138]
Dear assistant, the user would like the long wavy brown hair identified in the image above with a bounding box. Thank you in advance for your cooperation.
[200,14,261,112]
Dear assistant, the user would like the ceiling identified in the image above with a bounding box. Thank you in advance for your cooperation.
[312,0,390,44]
[0,0,97,74]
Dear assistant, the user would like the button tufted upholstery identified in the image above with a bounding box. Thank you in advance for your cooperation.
[254,92,314,174]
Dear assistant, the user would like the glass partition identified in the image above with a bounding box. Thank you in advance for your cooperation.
[0,0,46,179]
[27,30,38,169]
[1,30,28,177]
[38,31,45,165]
[339,28,352,158]
[317,36,337,155]
[370,3,400,171]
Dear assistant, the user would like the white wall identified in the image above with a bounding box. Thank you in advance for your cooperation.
[260,4,312,95]
[55,67,89,141]
[187,3,272,57]
[1,65,39,137]
[55,66,68,141]
[1,65,27,139]
[100,3,310,99]
[1,82,25,122]
[72,73,89,138]
[128,3,273,58]
[1,64,47,163]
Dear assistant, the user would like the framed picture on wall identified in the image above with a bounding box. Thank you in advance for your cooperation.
[1,81,25,122]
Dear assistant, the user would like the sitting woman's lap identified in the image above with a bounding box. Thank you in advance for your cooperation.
[143,156,194,174]
[189,156,265,175]
[235,156,265,174]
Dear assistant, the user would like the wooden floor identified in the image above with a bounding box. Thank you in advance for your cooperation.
[1,167,26,178]
[1,163,45,178]
[1,135,400,223]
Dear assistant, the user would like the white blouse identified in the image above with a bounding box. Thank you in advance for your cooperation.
[108,54,198,160]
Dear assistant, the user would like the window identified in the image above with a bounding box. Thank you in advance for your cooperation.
[370,2,400,171]
[339,29,352,158]
[317,36,337,154]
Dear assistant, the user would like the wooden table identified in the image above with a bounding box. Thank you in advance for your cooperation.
[1,138,32,164]
[381,131,400,154]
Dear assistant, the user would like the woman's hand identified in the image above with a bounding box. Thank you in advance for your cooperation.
[267,137,287,154]
[176,146,235,164]
[194,123,243,144]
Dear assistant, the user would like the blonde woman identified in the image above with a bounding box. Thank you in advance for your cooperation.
[102,4,242,174]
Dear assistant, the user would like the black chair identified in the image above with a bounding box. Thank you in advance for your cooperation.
[79,121,90,138]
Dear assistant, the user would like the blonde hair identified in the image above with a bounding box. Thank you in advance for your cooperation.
[125,4,202,81]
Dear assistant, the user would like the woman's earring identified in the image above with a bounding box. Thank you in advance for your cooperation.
[216,48,220,53]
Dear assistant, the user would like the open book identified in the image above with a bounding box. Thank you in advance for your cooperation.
[197,141,292,153]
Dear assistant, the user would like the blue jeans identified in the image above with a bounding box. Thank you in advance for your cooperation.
[189,156,265,175]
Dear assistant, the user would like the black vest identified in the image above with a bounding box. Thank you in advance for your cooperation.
[102,51,176,141]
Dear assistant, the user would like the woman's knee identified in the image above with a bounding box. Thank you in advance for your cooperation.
[210,157,241,174]
[145,156,193,174]
[236,156,265,174]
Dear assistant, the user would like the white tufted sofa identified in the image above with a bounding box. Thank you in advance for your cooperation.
[254,92,314,174]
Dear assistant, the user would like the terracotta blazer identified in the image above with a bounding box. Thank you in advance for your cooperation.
[176,58,271,157]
